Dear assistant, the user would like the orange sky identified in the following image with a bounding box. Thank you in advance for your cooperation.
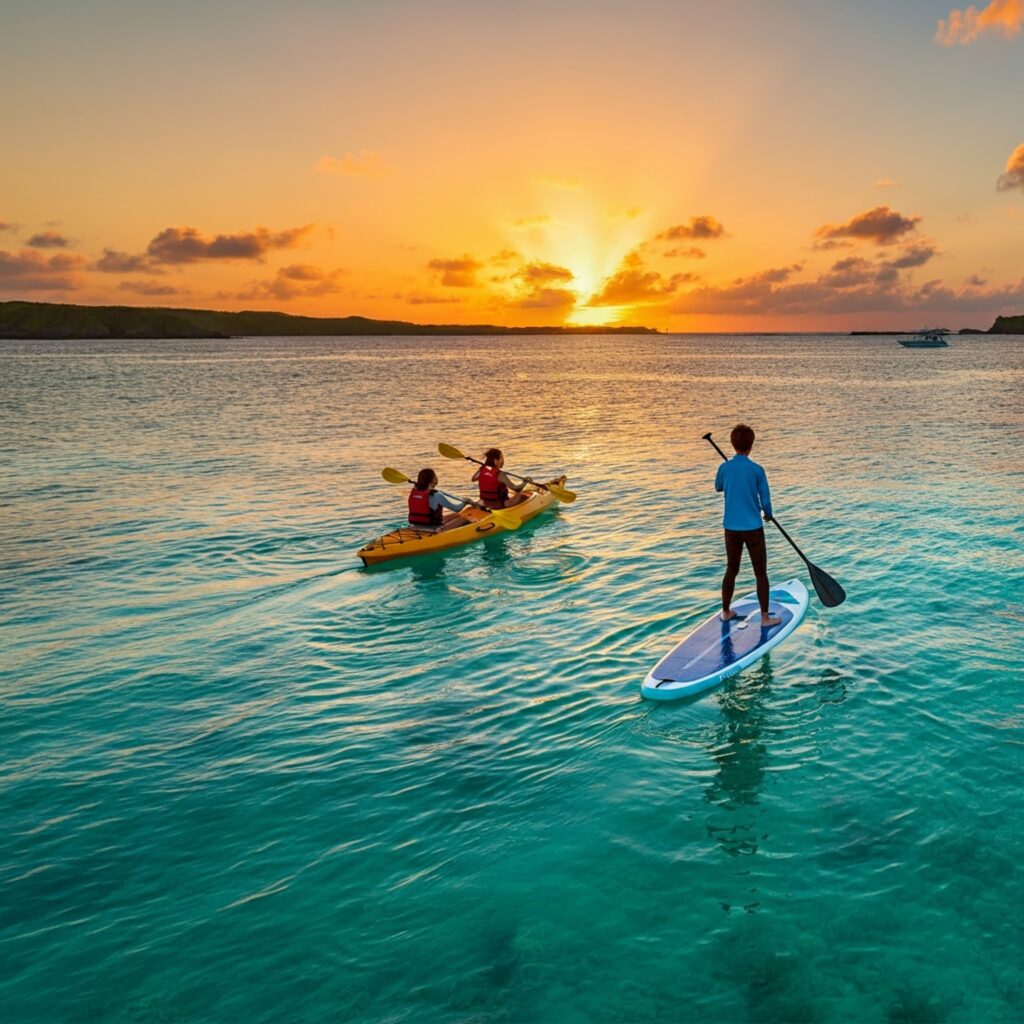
[2,0,1024,330]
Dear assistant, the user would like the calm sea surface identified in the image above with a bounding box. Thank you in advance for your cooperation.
[2,333,1022,1023]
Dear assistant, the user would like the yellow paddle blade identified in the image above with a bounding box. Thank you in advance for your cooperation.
[381,467,411,485]
[437,443,465,460]
[544,482,576,503]
[489,508,520,530]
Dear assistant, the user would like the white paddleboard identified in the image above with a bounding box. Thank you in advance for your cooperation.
[641,578,809,701]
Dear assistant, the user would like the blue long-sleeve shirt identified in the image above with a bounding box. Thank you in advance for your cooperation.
[429,490,465,514]
[715,453,773,531]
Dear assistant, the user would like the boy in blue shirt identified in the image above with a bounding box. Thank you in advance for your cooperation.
[715,424,781,627]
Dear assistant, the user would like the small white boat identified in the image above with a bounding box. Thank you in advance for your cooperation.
[898,328,949,348]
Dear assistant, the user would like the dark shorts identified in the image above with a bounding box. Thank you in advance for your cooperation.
[724,527,767,577]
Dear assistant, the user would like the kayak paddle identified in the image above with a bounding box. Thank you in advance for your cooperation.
[437,443,576,503]
[380,468,521,530]
[701,432,846,608]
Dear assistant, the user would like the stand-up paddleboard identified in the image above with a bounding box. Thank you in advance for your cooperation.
[642,578,809,701]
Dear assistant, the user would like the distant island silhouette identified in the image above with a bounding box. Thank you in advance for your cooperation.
[2,300,1020,339]
[0,301,660,339]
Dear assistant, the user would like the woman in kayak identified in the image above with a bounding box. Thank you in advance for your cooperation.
[408,469,471,533]
[472,448,532,509]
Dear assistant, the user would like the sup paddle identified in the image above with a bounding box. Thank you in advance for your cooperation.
[702,432,846,608]
[437,443,577,503]
[380,468,521,530]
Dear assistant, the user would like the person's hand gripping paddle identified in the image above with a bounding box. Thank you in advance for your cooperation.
[380,468,521,530]
[702,433,846,607]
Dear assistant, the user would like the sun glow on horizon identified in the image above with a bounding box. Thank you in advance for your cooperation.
[565,304,629,326]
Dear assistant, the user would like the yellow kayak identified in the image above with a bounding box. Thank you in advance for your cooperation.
[357,476,567,566]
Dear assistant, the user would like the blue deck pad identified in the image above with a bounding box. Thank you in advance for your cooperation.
[652,601,794,684]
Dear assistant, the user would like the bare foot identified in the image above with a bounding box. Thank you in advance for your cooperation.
[721,609,737,622]
[761,614,782,627]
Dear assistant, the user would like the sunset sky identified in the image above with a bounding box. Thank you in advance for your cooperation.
[2,0,1024,330]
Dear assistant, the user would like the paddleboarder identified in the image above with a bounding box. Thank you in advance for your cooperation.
[715,424,781,627]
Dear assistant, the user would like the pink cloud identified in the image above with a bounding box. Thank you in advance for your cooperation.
[815,206,921,246]
[656,215,727,241]
[588,251,696,306]
[237,263,347,300]
[427,256,483,287]
[147,225,313,264]
[936,0,1024,44]
[997,142,1024,193]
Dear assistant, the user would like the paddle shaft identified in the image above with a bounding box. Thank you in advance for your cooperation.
[702,433,814,567]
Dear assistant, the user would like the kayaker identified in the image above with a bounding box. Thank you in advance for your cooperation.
[408,469,470,533]
[472,448,532,509]
[715,424,781,627]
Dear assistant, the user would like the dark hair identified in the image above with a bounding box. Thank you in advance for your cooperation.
[484,447,503,466]
[415,468,437,490]
[730,423,755,453]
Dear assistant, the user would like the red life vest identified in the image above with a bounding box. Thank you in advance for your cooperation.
[477,465,509,508]
[408,487,442,527]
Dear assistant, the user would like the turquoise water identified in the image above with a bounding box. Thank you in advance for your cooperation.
[2,333,1022,1023]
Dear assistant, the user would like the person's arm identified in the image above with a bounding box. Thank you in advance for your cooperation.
[430,491,467,514]
[500,470,527,493]
[471,468,482,482]
[715,462,725,493]
[757,467,773,521]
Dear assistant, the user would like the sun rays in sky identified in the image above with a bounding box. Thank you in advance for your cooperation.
[1,0,1023,330]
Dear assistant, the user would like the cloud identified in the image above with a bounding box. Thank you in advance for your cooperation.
[882,243,938,269]
[237,263,347,300]
[0,221,18,233]
[315,151,391,178]
[588,251,696,306]
[490,249,522,265]
[511,287,578,310]
[117,280,181,296]
[505,261,578,311]
[936,0,1024,44]
[0,249,85,291]
[671,256,1020,317]
[874,178,900,189]
[512,261,574,287]
[814,205,921,246]
[997,142,1024,193]
[817,257,877,289]
[94,248,161,273]
[656,216,727,241]
[663,246,706,259]
[427,256,483,287]
[811,238,853,251]
[27,231,70,248]
[406,293,462,305]
[145,224,313,264]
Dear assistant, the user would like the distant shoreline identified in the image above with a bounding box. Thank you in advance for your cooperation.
[0,300,659,340]
[0,300,1020,340]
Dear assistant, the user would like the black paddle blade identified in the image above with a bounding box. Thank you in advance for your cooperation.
[807,562,846,608]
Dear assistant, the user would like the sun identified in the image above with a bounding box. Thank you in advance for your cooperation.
[566,305,629,326]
